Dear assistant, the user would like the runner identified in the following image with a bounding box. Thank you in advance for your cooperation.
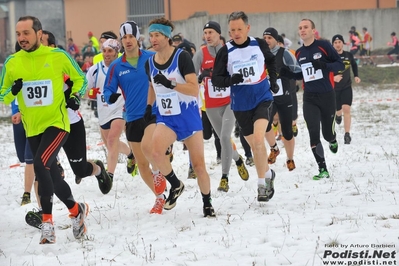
[0,16,89,244]
[212,11,278,202]
[144,17,216,217]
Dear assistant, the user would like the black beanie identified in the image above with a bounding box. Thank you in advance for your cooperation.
[203,21,221,34]
[332,34,345,44]
[263,27,279,41]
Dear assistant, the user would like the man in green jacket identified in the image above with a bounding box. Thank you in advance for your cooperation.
[0,15,88,244]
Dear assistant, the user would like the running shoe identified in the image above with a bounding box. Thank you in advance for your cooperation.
[257,169,276,202]
[164,181,185,210]
[94,160,113,194]
[21,192,31,206]
[236,155,249,181]
[75,175,82,184]
[150,195,166,214]
[25,208,43,229]
[292,124,298,137]
[286,159,296,171]
[126,157,136,174]
[153,172,167,195]
[203,206,216,218]
[187,165,197,179]
[344,132,351,144]
[313,168,330,180]
[39,221,55,244]
[217,178,229,192]
[268,148,280,164]
[329,141,338,154]
[245,156,255,166]
[57,160,65,179]
[69,202,89,239]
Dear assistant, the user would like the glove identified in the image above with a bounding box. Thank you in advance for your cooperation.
[144,104,155,122]
[66,95,80,110]
[153,72,172,88]
[11,78,23,96]
[198,68,212,83]
[270,81,279,94]
[88,88,100,99]
[109,93,121,104]
[230,73,244,85]
[312,60,327,70]
[279,66,295,79]
[65,78,73,89]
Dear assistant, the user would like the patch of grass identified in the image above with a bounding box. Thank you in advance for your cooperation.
[356,66,399,87]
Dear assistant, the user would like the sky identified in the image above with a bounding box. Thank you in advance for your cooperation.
[0,84,398,266]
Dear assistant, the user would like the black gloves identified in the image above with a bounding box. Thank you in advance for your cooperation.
[66,95,80,110]
[65,78,73,89]
[144,104,155,122]
[154,72,172,89]
[198,68,212,83]
[270,81,279,94]
[109,93,121,104]
[230,73,244,85]
[11,78,23,96]
[312,60,327,70]
[279,66,295,80]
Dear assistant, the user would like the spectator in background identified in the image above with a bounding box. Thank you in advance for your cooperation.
[67,38,79,56]
[172,34,183,47]
[387,32,399,64]
[88,31,100,52]
[82,40,98,56]
[172,34,193,58]
[74,54,84,68]
[281,33,292,48]
[348,31,361,55]
[93,31,119,64]
[360,27,374,65]
[81,54,94,73]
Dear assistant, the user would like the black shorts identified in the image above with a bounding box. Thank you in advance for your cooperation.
[100,118,124,130]
[335,87,353,110]
[233,100,273,136]
[360,49,371,56]
[126,117,155,142]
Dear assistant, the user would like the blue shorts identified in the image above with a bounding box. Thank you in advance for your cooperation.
[156,102,202,141]
[12,123,33,164]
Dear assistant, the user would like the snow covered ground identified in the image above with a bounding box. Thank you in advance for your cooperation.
[0,85,398,266]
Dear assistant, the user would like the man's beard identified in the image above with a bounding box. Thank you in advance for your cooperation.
[22,38,40,52]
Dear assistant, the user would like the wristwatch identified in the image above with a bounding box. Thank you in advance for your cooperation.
[170,80,177,89]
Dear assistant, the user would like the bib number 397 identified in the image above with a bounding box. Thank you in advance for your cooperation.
[22,80,53,107]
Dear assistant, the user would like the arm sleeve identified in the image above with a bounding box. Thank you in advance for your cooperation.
[192,48,204,75]
[257,38,277,83]
[85,66,96,90]
[178,51,196,76]
[348,53,359,77]
[324,42,345,73]
[211,46,231,88]
[0,58,16,104]
[61,50,87,96]
[282,49,301,73]
[103,63,119,104]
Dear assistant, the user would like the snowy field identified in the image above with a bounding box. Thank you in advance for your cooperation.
[0,85,398,266]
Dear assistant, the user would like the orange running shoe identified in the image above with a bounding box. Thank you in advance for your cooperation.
[150,196,166,214]
[153,173,167,195]
[268,149,280,164]
[286,159,296,171]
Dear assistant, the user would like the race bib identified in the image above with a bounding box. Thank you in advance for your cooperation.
[272,79,284,97]
[206,79,230,98]
[156,91,181,116]
[301,62,323,82]
[232,60,261,85]
[22,80,53,107]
